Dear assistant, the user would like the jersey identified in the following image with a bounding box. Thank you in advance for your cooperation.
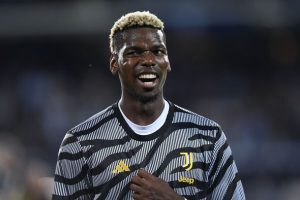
[52,101,245,200]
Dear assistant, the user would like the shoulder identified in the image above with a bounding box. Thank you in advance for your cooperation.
[172,103,220,128]
[68,104,116,136]
[169,102,224,143]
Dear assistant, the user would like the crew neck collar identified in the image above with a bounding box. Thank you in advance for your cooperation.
[112,101,174,141]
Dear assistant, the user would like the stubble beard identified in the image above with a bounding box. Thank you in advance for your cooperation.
[128,88,161,104]
[137,93,159,103]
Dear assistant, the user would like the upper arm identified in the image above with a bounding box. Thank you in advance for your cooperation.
[52,133,93,200]
[207,129,245,200]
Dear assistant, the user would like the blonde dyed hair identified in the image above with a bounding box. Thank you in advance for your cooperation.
[109,11,164,53]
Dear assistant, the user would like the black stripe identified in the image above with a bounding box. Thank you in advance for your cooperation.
[93,170,135,199]
[189,134,216,143]
[173,122,219,132]
[81,135,131,146]
[208,142,229,180]
[59,135,84,161]
[61,135,77,146]
[98,145,166,198]
[183,190,208,200]
[193,161,210,171]
[116,166,210,200]
[117,144,214,199]
[224,173,241,200]
[90,144,143,176]
[54,164,89,185]
[94,125,180,199]
[154,146,214,177]
[59,151,83,161]
[116,123,217,199]
[117,183,131,200]
[99,124,177,199]
[208,155,234,194]
[171,161,210,174]
[141,122,217,173]
[95,158,161,199]
[71,114,115,136]
[52,194,71,200]
[52,188,94,200]
[81,135,131,158]
[169,179,209,190]
[173,105,190,114]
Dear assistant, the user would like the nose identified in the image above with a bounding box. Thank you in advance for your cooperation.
[140,51,155,67]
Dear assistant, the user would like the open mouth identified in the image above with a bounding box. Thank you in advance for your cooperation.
[137,73,158,87]
[138,73,157,81]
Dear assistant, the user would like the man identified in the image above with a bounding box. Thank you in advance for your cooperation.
[52,11,245,200]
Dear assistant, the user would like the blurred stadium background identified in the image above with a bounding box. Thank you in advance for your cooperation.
[1,0,300,199]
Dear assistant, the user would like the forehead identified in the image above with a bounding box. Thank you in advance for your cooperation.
[121,27,166,47]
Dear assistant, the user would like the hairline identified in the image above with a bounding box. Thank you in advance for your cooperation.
[110,11,164,53]
[112,26,166,54]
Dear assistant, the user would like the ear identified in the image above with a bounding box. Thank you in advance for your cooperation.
[110,53,119,75]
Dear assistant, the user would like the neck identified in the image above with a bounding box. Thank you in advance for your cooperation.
[119,95,165,126]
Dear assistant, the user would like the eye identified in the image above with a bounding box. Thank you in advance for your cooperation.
[153,49,167,56]
[125,49,141,57]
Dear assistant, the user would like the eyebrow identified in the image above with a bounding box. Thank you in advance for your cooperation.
[125,44,166,51]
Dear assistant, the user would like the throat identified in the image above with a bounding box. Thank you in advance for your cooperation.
[132,113,157,126]
[119,98,165,126]
[118,100,170,135]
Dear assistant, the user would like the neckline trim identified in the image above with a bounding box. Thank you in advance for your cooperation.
[112,101,174,141]
[118,99,169,135]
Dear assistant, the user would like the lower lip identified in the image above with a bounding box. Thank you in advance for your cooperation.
[137,78,158,88]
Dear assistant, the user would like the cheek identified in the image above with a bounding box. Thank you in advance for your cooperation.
[118,59,137,79]
[119,57,137,68]
[159,56,170,69]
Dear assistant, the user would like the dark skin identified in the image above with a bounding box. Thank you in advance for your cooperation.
[110,27,171,125]
[130,169,184,200]
[110,27,184,200]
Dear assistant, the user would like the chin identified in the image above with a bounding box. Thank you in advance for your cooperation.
[136,93,159,103]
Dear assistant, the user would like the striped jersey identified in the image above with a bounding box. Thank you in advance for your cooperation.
[52,101,245,200]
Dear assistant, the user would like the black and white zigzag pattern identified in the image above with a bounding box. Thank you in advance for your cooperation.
[53,102,245,200]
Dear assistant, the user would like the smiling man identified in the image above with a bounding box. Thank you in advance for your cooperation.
[52,11,245,200]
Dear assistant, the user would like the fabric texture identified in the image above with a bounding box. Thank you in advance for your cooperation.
[52,102,245,200]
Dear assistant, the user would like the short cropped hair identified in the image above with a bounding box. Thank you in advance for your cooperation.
[109,11,164,53]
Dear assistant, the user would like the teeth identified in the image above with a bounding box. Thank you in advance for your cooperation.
[138,74,157,79]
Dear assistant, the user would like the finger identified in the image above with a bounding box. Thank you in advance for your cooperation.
[130,183,144,194]
[132,191,141,200]
[137,169,155,180]
[131,175,145,186]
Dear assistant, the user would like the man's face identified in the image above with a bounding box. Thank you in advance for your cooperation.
[111,27,171,102]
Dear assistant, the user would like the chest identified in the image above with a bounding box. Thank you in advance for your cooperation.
[84,132,212,198]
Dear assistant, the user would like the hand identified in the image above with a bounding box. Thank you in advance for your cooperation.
[130,169,185,200]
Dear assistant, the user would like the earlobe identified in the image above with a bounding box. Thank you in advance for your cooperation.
[110,54,119,75]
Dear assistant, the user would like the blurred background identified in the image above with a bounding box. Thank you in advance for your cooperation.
[1,0,300,199]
